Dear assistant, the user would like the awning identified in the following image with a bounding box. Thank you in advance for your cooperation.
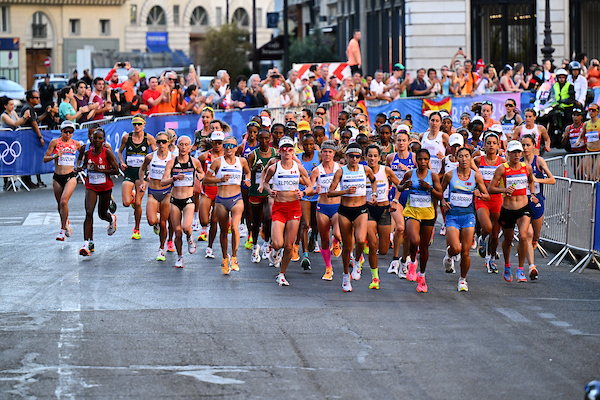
[146,32,172,53]
[174,50,193,66]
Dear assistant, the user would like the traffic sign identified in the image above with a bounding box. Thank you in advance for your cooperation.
[43,56,51,68]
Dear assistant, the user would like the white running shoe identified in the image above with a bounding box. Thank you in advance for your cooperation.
[157,248,166,261]
[205,247,215,258]
[56,229,66,241]
[175,256,184,268]
[191,219,200,231]
[342,273,353,292]
[399,261,408,279]
[351,258,361,281]
[251,244,261,263]
[313,240,320,253]
[443,246,455,273]
[239,223,248,237]
[153,223,160,235]
[276,273,289,286]
[79,241,90,256]
[107,214,117,236]
[65,220,72,237]
[458,278,469,292]
[471,233,478,250]
[187,235,197,254]
[388,260,399,274]
[439,224,446,236]
[261,241,271,260]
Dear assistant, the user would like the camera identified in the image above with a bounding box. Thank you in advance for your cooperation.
[118,62,126,68]
[174,81,180,90]
[115,88,126,95]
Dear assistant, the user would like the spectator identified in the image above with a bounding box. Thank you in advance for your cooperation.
[82,69,93,86]
[425,68,442,96]
[462,59,478,95]
[299,74,315,105]
[104,62,130,89]
[143,76,166,115]
[329,76,339,100]
[333,76,356,102]
[369,70,393,105]
[576,52,588,76]
[89,77,112,120]
[409,68,434,97]
[543,59,554,82]
[568,61,588,107]
[314,65,330,103]
[206,77,228,109]
[346,30,362,76]
[588,59,600,89]
[38,75,55,109]
[138,73,149,94]
[20,90,48,188]
[182,84,206,114]
[67,70,79,86]
[1,96,29,129]
[231,75,251,109]
[248,74,267,107]
[217,70,232,108]
[40,101,60,130]
[121,68,148,114]
[261,71,290,108]
[73,80,96,123]
[513,63,530,90]
[58,86,89,122]
[389,63,410,98]
[286,69,301,107]
[473,66,490,95]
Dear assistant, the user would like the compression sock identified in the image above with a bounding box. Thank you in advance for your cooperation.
[321,248,332,267]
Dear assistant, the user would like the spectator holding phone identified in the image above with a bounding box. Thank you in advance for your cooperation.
[104,62,130,89]
[261,71,290,108]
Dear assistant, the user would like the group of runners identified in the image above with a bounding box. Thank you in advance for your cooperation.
[43,98,567,292]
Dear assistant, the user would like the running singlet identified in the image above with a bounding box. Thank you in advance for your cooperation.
[526,155,544,196]
[148,151,173,180]
[442,156,459,198]
[519,125,541,149]
[567,123,585,150]
[389,153,416,181]
[585,119,600,144]
[447,169,476,215]
[171,157,195,187]
[501,162,528,197]
[242,141,258,158]
[468,137,484,153]
[479,155,503,184]
[249,147,276,197]
[380,143,395,164]
[299,151,320,198]
[272,161,300,192]
[55,138,78,167]
[85,147,114,191]
[365,166,388,203]
[421,131,445,173]
[501,115,518,138]
[125,133,150,167]
[316,163,341,194]
[408,170,433,208]
[340,164,367,197]
[215,156,243,186]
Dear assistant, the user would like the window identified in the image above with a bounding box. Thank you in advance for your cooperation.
[69,19,80,36]
[232,8,250,27]
[173,5,180,25]
[130,4,137,25]
[147,6,166,27]
[32,11,46,38]
[256,8,262,28]
[190,7,209,27]
[216,7,222,26]
[100,19,110,35]
[0,6,9,33]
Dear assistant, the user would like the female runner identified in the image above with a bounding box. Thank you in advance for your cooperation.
[378,124,395,163]
[513,108,551,155]
[238,121,260,249]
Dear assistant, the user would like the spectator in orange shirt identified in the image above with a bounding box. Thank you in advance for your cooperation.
[346,30,362,76]
[120,68,148,115]
[156,71,185,114]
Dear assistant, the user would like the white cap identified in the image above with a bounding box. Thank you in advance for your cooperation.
[395,124,410,134]
[211,131,225,141]
[60,120,75,130]
[489,123,503,133]
[449,133,464,147]
[279,136,294,148]
[349,127,359,138]
[506,140,524,152]
[471,116,484,125]
[261,116,272,127]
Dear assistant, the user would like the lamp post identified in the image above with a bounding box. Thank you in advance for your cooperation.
[541,0,554,65]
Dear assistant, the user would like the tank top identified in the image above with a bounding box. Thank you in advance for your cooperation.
[85,147,114,192]
[125,133,150,168]
[298,151,320,192]
[408,169,433,208]
[585,119,600,143]
[447,169,476,215]
[442,156,459,198]
[525,155,544,196]
[215,156,243,186]
[500,115,518,140]
[520,124,541,149]
[148,151,173,180]
[75,95,89,122]
[501,162,528,197]
[479,155,503,183]
[54,138,78,167]
[379,143,395,165]
[389,153,416,181]
[171,156,195,187]
[340,164,367,198]
[249,147,276,196]
[365,166,389,203]
[421,131,445,173]
[272,161,300,192]
[243,141,258,158]
[316,163,341,194]
[567,123,585,149]
[469,137,484,153]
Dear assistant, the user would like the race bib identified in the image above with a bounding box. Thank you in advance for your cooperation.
[411,193,432,208]
[506,174,527,191]
[586,130,599,143]
[449,192,473,208]
[255,171,262,185]
[569,137,582,147]
[430,157,442,173]
[479,166,497,182]
[127,154,144,167]
[502,124,513,136]
[58,153,76,166]
[88,171,106,185]
[527,182,541,195]
[174,171,194,187]
[149,164,166,180]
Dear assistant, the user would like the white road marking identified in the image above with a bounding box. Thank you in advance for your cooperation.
[494,308,531,323]
[538,313,556,319]
[20,212,131,227]
[528,298,600,302]
[549,321,571,327]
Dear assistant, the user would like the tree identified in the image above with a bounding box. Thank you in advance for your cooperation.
[289,28,339,64]
[203,24,252,79]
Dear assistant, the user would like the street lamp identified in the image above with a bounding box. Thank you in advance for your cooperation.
[541,0,554,64]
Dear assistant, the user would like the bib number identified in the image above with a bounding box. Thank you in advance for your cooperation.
[255,171,262,185]
[174,171,194,187]
[58,153,75,166]
[506,175,527,191]
[149,165,165,180]
[127,155,144,167]
[411,193,432,208]
[502,124,513,136]
[586,130,599,143]
[449,192,473,207]
[430,157,442,173]
[480,166,497,182]
[88,171,106,185]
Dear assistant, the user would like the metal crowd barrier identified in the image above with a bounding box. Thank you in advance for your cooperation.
[254,101,351,126]
[541,177,570,247]
[565,153,600,181]
[80,117,114,129]
[544,156,565,178]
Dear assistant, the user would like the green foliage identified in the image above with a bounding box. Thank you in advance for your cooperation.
[289,29,339,64]
[203,24,253,79]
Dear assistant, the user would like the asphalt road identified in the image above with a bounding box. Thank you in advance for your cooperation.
[1,176,599,399]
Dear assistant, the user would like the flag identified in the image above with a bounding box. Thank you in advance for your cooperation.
[356,100,371,126]
[422,97,452,116]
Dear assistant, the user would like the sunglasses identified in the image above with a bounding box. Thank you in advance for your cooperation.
[348,154,361,159]
[223,143,236,149]
[316,112,326,115]
[133,123,144,126]
[280,146,294,152]
[156,140,168,144]
[63,130,74,134]
[32,96,40,99]
[505,104,515,107]
[590,108,599,112]
[482,100,493,106]
[389,116,399,120]
[213,140,223,145]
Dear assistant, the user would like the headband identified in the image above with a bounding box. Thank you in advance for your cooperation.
[345,147,362,155]
[247,121,260,128]
[132,117,145,125]
[321,143,336,151]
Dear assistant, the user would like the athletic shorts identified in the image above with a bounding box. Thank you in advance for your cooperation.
[53,171,77,188]
[498,204,532,230]
[202,185,218,201]
[367,204,392,225]
[317,202,339,219]
[171,196,194,212]
[338,203,368,222]
[216,193,243,212]
[124,167,140,182]
[529,195,545,220]
[272,200,302,223]
[148,187,172,203]
[445,213,476,230]
[249,195,268,205]
[475,193,503,214]
[403,203,435,222]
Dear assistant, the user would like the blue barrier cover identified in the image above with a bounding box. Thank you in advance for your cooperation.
[594,182,600,252]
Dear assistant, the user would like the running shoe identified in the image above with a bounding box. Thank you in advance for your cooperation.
[131,229,141,240]
[307,229,315,252]
[65,220,72,237]
[351,258,361,281]
[443,247,455,274]
[56,229,66,241]
[291,244,300,262]
[239,223,248,237]
[107,214,117,236]
[79,241,90,256]
[157,248,166,261]
[314,241,320,253]
[457,278,468,292]
[251,245,261,263]
[153,223,160,235]
[187,235,196,254]
[516,268,527,283]
[399,261,409,280]
[478,236,487,258]
[529,265,539,280]
[406,260,418,282]
[205,247,215,258]
[276,273,289,286]
[244,236,253,250]
[175,256,184,268]
[471,233,478,250]
[363,245,369,255]
[108,196,117,213]
[269,248,283,268]
[197,229,208,242]
[222,256,231,275]
[331,239,342,258]
[88,241,95,252]
[485,256,498,274]
[231,256,239,271]
[359,253,365,269]
[532,240,539,250]
[191,218,200,232]
[166,240,175,252]
[301,253,311,270]
[261,241,271,260]
[369,277,380,290]
[439,223,446,236]
[342,273,353,292]
[416,272,428,293]
[503,264,513,282]
[387,260,399,275]
[322,267,333,281]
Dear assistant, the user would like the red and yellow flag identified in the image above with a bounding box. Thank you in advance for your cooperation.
[422,97,452,116]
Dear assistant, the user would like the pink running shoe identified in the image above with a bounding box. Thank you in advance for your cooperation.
[406,260,418,282]
[416,272,428,293]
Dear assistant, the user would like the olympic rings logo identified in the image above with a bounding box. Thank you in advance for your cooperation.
[0,140,22,165]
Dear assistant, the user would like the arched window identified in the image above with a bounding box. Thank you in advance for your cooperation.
[232,8,249,27]
[190,7,209,27]
[147,6,166,27]
[32,11,48,38]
